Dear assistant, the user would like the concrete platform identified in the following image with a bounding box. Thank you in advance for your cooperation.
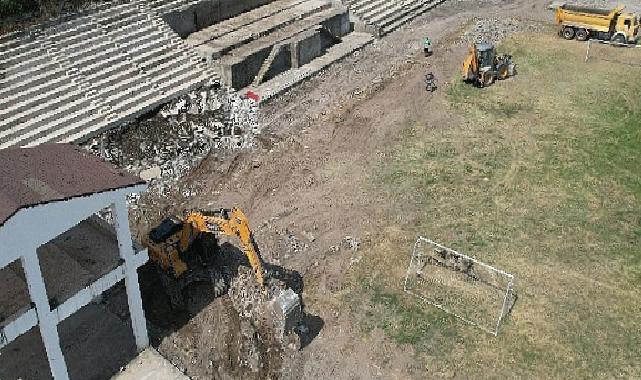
[111,348,190,380]
[246,32,373,102]
[186,0,309,45]
[193,0,333,60]
[187,0,352,90]
[215,7,348,88]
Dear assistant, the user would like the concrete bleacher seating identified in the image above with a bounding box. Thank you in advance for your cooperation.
[0,0,215,148]
[346,0,446,36]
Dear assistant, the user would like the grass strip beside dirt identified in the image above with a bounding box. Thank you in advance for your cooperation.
[347,33,641,379]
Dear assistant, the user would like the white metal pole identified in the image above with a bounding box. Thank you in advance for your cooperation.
[585,40,591,62]
[112,200,149,351]
[21,252,70,380]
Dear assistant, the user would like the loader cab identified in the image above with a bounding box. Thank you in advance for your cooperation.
[476,43,496,69]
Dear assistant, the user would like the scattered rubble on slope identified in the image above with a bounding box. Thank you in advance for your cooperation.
[459,17,545,45]
[84,84,259,199]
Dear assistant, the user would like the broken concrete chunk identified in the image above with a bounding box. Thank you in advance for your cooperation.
[139,166,162,181]
[270,288,302,338]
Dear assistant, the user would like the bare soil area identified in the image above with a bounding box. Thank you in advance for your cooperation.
[138,0,560,379]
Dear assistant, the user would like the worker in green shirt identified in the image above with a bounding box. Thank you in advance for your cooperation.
[424,36,433,56]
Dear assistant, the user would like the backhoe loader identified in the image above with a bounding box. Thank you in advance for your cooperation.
[146,207,265,308]
[462,43,516,87]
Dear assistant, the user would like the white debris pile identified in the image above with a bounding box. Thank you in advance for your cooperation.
[459,17,544,45]
[84,84,259,196]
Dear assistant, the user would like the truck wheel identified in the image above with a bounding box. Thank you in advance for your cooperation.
[563,27,575,40]
[576,28,588,41]
[612,34,626,45]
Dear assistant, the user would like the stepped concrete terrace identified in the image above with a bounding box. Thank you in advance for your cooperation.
[0,0,216,149]
[180,0,367,92]
[345,0,447,36]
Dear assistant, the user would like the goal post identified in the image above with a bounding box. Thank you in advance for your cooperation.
[404,237,515,336]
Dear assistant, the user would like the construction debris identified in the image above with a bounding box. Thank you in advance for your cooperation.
[460,17,544,44]
[228,266,303,346]
[269,289,303,339]
[84,84,259,197]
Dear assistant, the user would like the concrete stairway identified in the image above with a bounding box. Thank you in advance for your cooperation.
[0,0,215,149]
[345,0,446,36]
[184,0,354,91]
[246,32,373,102]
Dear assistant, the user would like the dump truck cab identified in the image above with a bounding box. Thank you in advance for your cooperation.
[614,12,639,44]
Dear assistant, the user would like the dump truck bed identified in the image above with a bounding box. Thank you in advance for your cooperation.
[555,5,619,33]
[561,5,611,16]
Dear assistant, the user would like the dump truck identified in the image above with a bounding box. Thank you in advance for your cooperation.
[555,4,640,45]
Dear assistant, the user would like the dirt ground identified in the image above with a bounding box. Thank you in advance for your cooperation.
[135,0,563,379]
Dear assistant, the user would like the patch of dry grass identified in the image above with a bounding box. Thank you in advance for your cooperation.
[347,33,641,379]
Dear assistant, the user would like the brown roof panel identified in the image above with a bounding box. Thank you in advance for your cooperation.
[0,144,145,226]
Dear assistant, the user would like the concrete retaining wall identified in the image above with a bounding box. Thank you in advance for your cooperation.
[263,44,292,82]
[321,10,350,39]
[296,30,322,67]
[163,0,275,38]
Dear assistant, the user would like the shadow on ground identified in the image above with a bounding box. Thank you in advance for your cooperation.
[137,241,323,350]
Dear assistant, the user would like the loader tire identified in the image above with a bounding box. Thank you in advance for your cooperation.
[497,64,509,80]
[563,27,575,40]
[576,28,588,41]
[484,73,495,87]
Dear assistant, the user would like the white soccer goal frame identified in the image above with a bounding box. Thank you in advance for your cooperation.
[403,237,515,336]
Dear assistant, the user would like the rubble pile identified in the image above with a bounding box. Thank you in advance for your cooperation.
[459,17,544,45]
[84,84,259,196]
[224,267,300,375]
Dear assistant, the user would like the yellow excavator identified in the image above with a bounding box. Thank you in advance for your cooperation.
[462,43,516,87]
[146,207,265,308]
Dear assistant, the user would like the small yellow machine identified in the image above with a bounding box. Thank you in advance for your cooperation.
[462,43,516,87]
[146,207,265,308]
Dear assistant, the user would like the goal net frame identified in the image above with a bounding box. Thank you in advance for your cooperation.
[403,237,515,336]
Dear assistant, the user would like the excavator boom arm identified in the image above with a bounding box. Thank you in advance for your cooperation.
[184,208,266,287]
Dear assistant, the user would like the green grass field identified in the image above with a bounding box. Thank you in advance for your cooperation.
[348,34,641,378]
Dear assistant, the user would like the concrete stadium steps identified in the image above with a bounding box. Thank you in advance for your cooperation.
[346,0,445,36]
[0,0,214,149]
[191,0,352,91]
[246,32,373,102]
[186,0,310,46]
[192,0,333,61]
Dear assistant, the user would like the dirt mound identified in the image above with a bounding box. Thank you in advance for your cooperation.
[150,266,301,380]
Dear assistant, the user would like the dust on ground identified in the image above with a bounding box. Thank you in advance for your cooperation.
[136,0,557,379]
